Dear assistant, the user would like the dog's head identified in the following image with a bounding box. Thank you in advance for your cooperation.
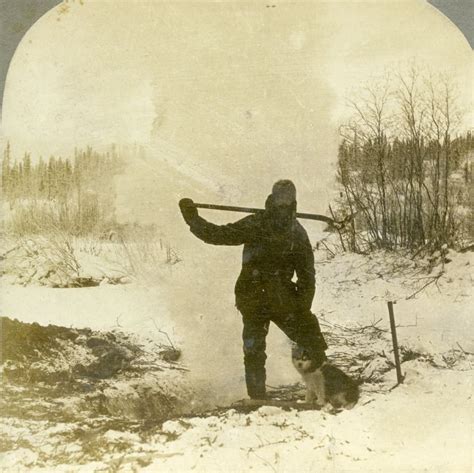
[291,345,323,374]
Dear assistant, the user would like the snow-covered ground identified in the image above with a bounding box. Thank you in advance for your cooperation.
[0,234,473,472]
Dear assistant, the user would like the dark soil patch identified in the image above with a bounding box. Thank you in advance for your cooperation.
[1,317,82,362]
[0,317,144,383]
[0,317,194,427]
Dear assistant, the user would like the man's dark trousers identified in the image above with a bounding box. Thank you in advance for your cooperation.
[241,308,328,399]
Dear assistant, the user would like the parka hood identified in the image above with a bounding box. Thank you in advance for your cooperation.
[264,194,297,233]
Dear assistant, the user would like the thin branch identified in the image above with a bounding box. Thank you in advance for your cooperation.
[406,272,443,299]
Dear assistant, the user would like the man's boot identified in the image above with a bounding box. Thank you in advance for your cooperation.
[242,329,268,400]
[245,368,266,400]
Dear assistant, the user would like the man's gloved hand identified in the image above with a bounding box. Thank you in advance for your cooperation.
[179,198,198,224]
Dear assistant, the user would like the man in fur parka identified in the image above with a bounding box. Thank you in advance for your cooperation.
[179,180,327,400]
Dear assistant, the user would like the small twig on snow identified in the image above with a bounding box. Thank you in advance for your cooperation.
[406,272,443,300]
[456,342,474,355]
[319,239,335,257]
[249,451,277,473]
[150,319,176,349]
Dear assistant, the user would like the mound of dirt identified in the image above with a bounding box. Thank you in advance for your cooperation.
[1,317,140,383]
[0,317,197,423]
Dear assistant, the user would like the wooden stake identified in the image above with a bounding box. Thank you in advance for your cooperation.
[387,301,404,385]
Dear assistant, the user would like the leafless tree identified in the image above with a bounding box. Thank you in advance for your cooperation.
[336,66,471,253]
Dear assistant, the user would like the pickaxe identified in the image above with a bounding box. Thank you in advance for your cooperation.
[193,202,356,229]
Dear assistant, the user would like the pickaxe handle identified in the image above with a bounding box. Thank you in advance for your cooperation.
[194,203,355,227]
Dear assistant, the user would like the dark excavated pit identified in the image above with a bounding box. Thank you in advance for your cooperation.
[0,317,200,425]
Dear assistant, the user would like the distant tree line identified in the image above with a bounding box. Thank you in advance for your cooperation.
[336,67,473,252]
[1,145,125,235]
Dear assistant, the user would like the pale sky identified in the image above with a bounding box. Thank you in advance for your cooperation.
[1,0,472,227]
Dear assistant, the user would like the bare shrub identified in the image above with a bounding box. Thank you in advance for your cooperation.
[4,198,110,237]
[7,234,81,287]
[337,65,473,253]
[96,226,181,282]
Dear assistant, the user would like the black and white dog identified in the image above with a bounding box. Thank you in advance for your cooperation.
[292,346,359,410]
